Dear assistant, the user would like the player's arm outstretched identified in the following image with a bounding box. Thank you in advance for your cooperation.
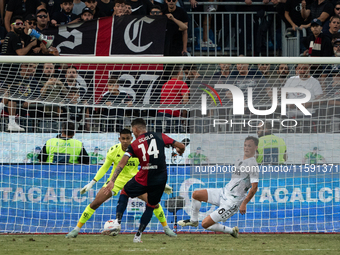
[103,155,129,195]
[80,157,113,194]
[239,182,258,215]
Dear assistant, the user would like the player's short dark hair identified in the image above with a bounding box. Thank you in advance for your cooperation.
[11,15,23,24]
[61,121,75,137]
[245,136,259,146]
[336,1,340,6]
[131,118,146,128]
[120,128,132,135]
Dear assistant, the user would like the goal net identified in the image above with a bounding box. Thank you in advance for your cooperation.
[0,56,339,234]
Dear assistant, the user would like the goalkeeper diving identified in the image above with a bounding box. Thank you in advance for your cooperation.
[66,129,175,238]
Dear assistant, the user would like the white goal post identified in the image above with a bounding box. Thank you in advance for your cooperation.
[0,56,339,234]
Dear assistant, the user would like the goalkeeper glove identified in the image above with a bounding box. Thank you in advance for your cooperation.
[164,184,173,195]
[80,180,96,194]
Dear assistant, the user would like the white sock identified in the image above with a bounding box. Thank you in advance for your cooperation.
[0,102,4,112]
[9,116,15,124]
[74,226,81,232]
[190,199,201,222]
[207,223,233,234]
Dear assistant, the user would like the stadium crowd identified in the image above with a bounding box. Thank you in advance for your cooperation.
[0,0,340,132]
[0,0,340,56]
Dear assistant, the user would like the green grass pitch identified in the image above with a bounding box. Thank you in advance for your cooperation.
[1,234,339,255]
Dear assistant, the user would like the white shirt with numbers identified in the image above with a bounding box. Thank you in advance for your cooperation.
[224,157,259,201]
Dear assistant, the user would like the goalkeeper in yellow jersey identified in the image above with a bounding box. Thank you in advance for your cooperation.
[66,129,176,238]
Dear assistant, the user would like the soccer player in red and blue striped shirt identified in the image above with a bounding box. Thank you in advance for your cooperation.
[104,118,185,243]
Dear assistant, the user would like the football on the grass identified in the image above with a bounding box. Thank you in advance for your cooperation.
[104,220,115,231]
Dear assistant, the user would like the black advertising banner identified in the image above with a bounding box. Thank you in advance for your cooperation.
[111,15,167,55]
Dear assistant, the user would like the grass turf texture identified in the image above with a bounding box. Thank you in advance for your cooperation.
[1,234,339,255]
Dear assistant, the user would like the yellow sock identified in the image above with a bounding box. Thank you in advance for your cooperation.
[78,205,96,228]
[77,222,84,228]
[153,204,167,227]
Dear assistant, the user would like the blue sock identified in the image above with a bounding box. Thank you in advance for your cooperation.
[116,194,128,224]
[136,205,154,235]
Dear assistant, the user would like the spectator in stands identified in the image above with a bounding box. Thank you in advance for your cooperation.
[325,69,340,105]
[156,65,189,133]
[51,0,79,26]
[301,0,334,28]
[269,63,290,100]
[213,63,231,81]
[113,0,126,16]
[36,8,49,33]
[4,0,43,32]
[257,64,271,77]
[0,63,41,131]
[97,0,114,16]
[303,18,333,56]
[99,76,132,111]
[236,0,266,55]
[183,64,201,86]
[38,63,57,84]
[21,14,50,55]
[41,0,62,18]
[80,7,94,21]
[322,2,340,30]
[38,121,90,164]
[227,56,267,103]
[126,0,153,15]
[0,16,38,101]
[64,66,87,99]
[182,64,210,112]
[40,77,67,117]
[85,0,106,19]
[211,63,233,106]
[96,77,132,131]
[1,16,37,55]
[72,0,86,15]
[285,0,307,31]
[283,63,323,118]
[40,78,68,103]
[125,4,132,15]
[61,87,87,122]
[163,0,188,56]
[190,0,217,48]
[322,15,340,40]
[150,4,162,15]
[333,37,340,56]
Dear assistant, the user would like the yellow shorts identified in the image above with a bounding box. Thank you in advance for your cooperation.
[103,179,126,196]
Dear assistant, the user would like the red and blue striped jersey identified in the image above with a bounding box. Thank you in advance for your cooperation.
[124,132,175,186]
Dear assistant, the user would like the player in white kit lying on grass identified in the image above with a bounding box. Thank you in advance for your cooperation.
[178,136,259,237]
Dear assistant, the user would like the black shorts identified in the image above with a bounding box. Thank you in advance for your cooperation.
[123,177,166,206]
